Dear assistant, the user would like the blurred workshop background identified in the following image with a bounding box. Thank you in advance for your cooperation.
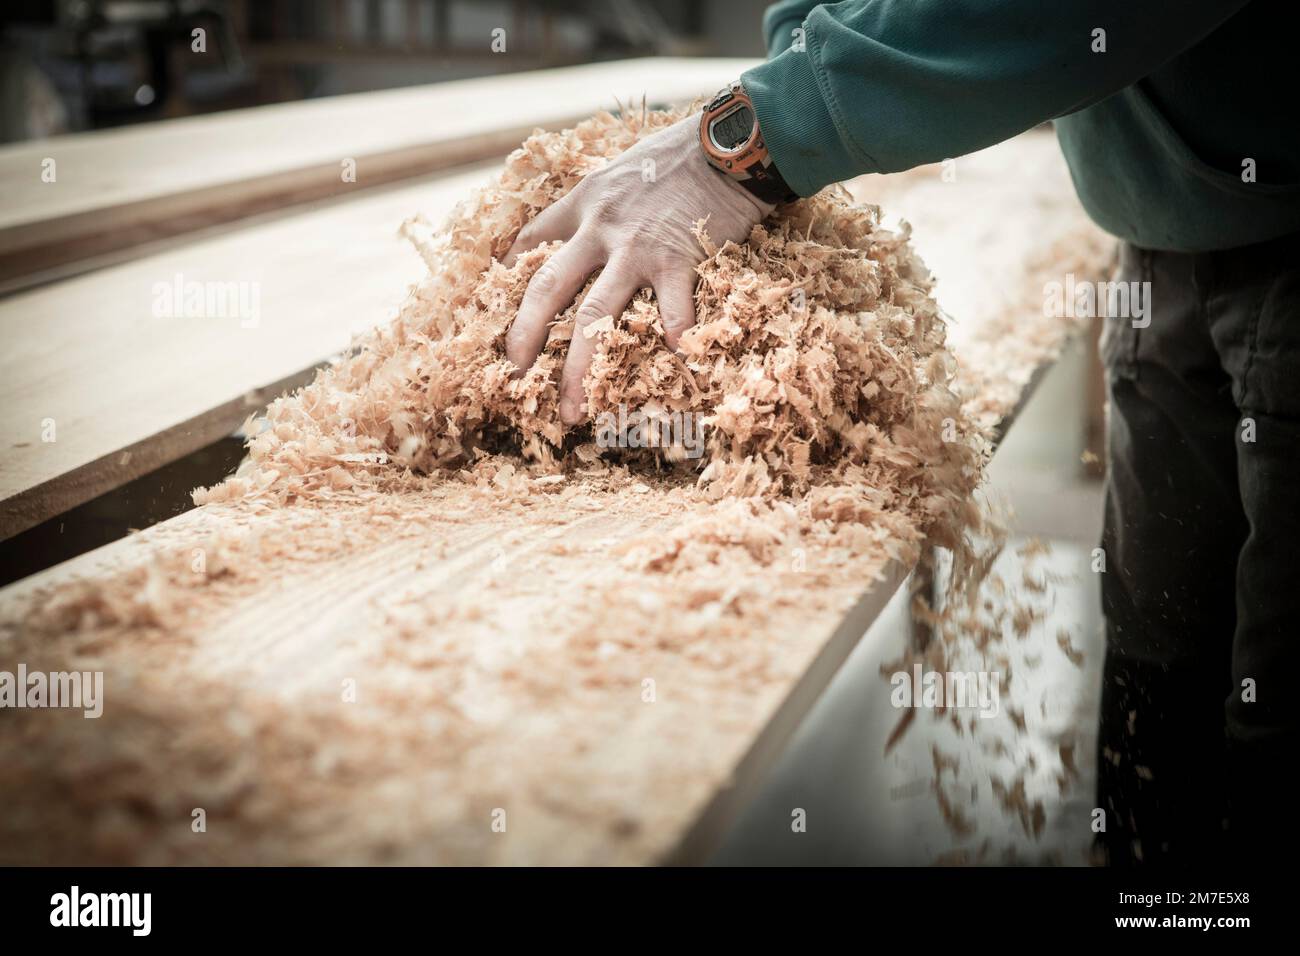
[1,0,773,142]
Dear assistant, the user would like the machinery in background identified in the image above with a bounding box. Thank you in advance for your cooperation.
[1,0,247,141]
[0,0,730,143]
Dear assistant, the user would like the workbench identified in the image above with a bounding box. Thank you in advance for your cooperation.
[0,59,1111,865]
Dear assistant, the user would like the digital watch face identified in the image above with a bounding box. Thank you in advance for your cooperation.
[709,104,755,152]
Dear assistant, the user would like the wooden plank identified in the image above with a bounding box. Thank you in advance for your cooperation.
[0,57,754,291]
[0,167,492,540]
[0,481,907,865]
[0,132,1113,865]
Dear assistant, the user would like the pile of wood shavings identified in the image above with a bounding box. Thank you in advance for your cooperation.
[194,105,983,565]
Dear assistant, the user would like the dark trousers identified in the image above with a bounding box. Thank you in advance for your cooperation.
[1097,233,1300,867]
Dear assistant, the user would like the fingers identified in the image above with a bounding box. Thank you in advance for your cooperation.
[652,270,699,351]
[559,260,644,425]
[506,236,600,374]
[503,198,578,267]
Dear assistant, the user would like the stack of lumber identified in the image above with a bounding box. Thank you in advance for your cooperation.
[0,57,749,292]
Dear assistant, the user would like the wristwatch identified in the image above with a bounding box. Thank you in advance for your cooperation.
[699,81,797,206]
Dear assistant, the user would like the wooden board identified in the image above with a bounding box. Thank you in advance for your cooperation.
[0,167,493,541]
[0,480,914,865]
[0,132,1114,865]
[0,57,755,291]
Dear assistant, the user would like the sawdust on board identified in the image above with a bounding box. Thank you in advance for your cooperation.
[0,107,1112,864]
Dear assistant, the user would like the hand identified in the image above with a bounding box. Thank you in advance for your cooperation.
[503,114,773,425]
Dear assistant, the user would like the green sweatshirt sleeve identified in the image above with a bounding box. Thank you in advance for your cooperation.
[761,0,820,58]
[742,0,1249,196]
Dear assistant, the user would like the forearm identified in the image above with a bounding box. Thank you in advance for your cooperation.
[745,0,1249,194]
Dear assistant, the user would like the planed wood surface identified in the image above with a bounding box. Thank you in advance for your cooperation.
[0,132,1112,864]
[0,167,490,541]
[0,57,755,291]
[0,482,909,865]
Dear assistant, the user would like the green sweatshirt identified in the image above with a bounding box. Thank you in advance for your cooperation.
[742,0,1300,252]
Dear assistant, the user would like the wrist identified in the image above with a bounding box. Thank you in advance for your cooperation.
[698,81,797,207]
